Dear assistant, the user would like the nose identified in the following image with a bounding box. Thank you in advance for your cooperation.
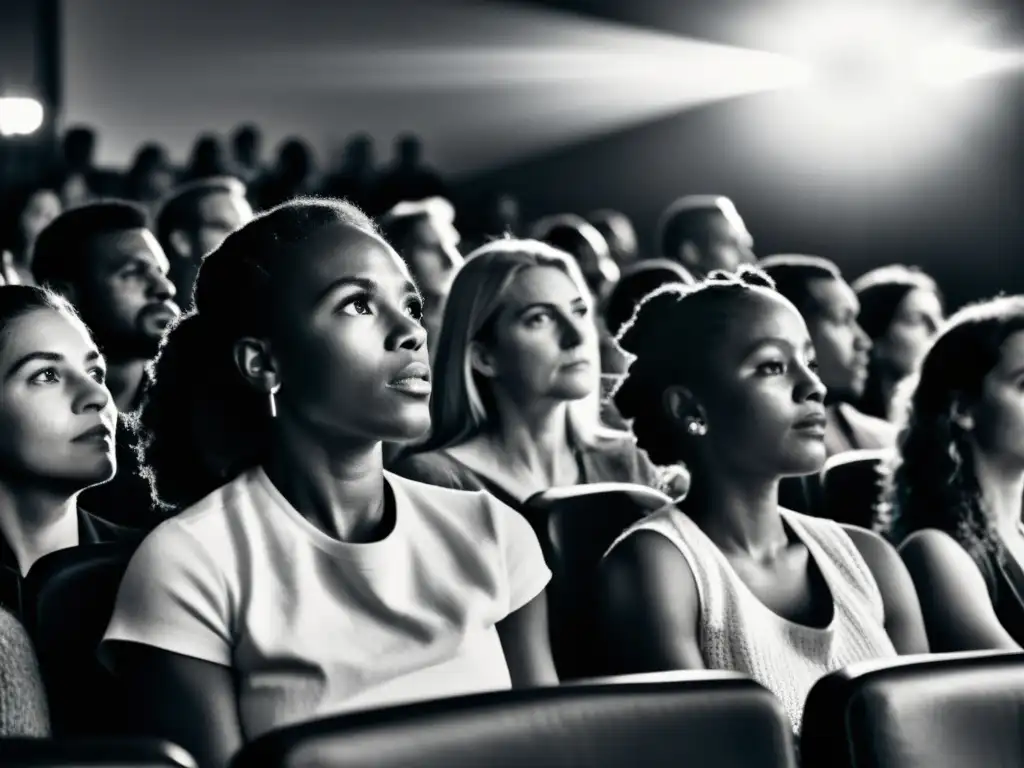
[558,312,588,350]
[386,306,428,352]
[853,322,872,353]
[149,269,177,300]
[796,360,827,404]
[74,372,112,415]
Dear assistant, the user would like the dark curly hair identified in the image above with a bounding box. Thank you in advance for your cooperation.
[135,197,379,512]
[610,265,777,467]
[878,295,1024,573]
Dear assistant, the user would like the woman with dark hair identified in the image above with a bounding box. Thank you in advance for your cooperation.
[880,295,1024,652]
[852,265,944,421]
[0,286,138,614]
[99,199,555,768]
[598,267,927,736]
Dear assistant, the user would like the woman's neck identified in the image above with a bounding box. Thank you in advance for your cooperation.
[263,421,387,544]
[686,472,787,561]
[484,390,575,481]
[0,483,79,576]
[972,451,1024,536]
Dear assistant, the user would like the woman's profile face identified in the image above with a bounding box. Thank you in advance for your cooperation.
[0,308,116,488]
[969,329,1024,466]
[875,288,943,379]
[691,291,828,479]
[269,226,432,444]
[479,265,598,405]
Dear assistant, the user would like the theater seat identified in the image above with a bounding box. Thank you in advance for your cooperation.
[819,449,893,528]
[22,543,137,738]
[0,738,196,768]
[801,650,1024,768]
[521,483,672,680]
[231,671,798,768]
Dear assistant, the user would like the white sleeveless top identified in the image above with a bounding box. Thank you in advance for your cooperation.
[607,506,897,733]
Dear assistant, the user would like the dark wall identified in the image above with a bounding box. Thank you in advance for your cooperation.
[456,78,1024,310]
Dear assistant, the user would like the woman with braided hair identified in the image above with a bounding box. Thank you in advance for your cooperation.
[99,198,556,768]
[880,295,1024,652]
[597,266,927,736]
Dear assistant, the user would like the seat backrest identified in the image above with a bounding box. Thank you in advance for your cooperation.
[521,483,671,680]
[22,543,137,738]
[820,449,892,528]
[231,671,797,768]
[802,650,1024,768]
[0,738,196,768]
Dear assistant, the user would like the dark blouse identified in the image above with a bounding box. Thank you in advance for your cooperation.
[391,437,662,512]
[977,547,1024,646]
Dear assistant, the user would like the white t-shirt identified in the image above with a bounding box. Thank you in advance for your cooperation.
[100,467,551,740]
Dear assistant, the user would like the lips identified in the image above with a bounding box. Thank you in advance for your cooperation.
[72,424,113,443]
[792,411,828,435]
[388,361,432,396]
[141,302,181,327]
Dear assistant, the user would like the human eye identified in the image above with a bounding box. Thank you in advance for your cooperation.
[29,367,60,385]
[338,293,374,316]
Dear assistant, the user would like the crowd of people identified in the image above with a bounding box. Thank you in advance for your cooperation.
[0,121,1020,767]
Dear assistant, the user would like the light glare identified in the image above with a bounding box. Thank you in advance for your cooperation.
[0,97,44,137]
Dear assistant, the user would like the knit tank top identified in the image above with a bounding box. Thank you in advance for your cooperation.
[608,506,897,734]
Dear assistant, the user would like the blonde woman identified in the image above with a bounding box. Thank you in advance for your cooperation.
[392,239,682,509]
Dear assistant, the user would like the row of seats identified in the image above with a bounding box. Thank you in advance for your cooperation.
[15,463,891,741]
[4,653,1024,768]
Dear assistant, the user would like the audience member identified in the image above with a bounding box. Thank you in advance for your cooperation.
[0,287,142,613]
[320,133,378,213]
[852,265,944,421]
[255,138,317,210]
[33,202,180,527]
[100,199,556,768]
[183,135,233,184]
[604,259,695,339]
[598,268,928,735]
[880,295,1024,652]
[0,187,62,286]
[155,177,254,310]
[392,239,679,507]
[229,124,264,187]
[531,214,620,305]
[760,254,895,456]
[122,144,176,208]
[375,134,447,214]
[379,198,463,358]
[657,195,754,278]
[588,209,640,269]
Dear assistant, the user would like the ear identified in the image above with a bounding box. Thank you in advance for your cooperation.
[663,384,707,431]
[468,339,498,379]
[950,399,975,432]
[679,242,702,271]
[168,229,193,260]
[232,337,280,395]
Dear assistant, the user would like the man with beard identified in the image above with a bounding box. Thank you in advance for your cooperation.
[33,202,180,527]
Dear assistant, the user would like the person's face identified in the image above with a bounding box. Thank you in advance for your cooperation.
[19,191,62,250]
[969,330,1024,468]
[0,308,116,490]
[476,266,598,405]
[268,228,431,444]
[873,288,944,380]
[193,192,254,258]
[804,277,871,402]
[405,223,461,357]
[79,228,180,360]
[688,292,827,479]
[699,211,755,274]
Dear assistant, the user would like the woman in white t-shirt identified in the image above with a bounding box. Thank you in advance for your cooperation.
[99,198,556,768]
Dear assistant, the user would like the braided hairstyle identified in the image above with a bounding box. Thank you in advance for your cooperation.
[136,197,379,512]
[610,265,777,467]
[878,295,1024,573]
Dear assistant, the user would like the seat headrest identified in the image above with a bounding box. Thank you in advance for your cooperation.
[802,651,1024,768]
[231,675,798,768]
[524,483,671,512]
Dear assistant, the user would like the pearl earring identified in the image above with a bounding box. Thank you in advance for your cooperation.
[268,383,281,419]
[687,420,707,437]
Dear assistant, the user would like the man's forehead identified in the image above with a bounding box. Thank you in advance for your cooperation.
[807,276,858,315]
